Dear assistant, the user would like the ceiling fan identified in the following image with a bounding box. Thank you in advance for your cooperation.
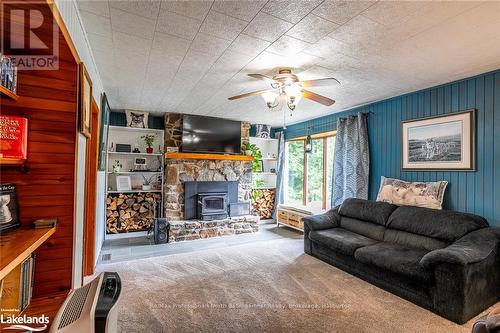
[227,68,340,112]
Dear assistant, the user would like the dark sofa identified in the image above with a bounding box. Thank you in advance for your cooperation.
[303,198,500,324]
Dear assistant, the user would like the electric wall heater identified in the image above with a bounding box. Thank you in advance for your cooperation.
[49,272,121,333]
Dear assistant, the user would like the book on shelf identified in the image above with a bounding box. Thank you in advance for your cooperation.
[0,53,17,93]
[19,254,35,312]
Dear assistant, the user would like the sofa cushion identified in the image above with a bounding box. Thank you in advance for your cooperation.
[309,228,378,256]
[387,205,488,242]
[340,217,386,241]
[354,242,432,282]
[339,198,398,226]
[384,229,449,251]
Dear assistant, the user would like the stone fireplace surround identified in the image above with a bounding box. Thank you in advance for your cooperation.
[164,113,259,242]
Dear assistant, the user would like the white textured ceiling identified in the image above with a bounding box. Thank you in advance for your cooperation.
[78,0,500,126]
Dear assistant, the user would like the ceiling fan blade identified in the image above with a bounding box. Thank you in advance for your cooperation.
[228,88,277,101]
[247,74,277,84]
[302,90,335,106]
[300,77,340,87]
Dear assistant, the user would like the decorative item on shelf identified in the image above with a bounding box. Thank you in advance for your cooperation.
[270,168,276,173]
[141,134,157,154]
[109,142,114,152]
[141,175,155,191]
[256,160,264,173]
[255,124,271,138]
[111,160,122,173]
[402,110,475,170]
[116,143,131,153]
[133,158,148,171]
[116,176,132,191]
[0,54,18,93]
[126,110,148,128]
[33,218,58,229]
[155,175,162,190]
[78,63,92,138]
[166,146,178,153]
[0,183,20,232]
[0,115,28,165]
[253,179,265,189]
[132,146,141,154]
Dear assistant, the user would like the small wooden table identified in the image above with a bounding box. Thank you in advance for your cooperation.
[276,206,313,232]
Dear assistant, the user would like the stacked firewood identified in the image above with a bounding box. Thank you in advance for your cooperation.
[106,192,161,233]
[251,189,276,219]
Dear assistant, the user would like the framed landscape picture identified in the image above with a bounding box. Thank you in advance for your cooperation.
[402,110,475,170]
[79,62,92,138]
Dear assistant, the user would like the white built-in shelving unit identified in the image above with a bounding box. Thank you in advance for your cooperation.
[105,125,164,237]
[250,136,278,190]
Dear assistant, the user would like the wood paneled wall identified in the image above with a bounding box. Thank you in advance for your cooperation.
[1,3,78,297]
[284,70,500,227]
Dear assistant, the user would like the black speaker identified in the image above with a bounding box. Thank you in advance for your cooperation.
[154,218,169,244]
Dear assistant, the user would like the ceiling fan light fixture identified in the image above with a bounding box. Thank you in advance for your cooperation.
[261,91,278,108]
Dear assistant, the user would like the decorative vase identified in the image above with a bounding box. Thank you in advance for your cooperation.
[112,165,121,173]
[146,147,153,154]
[142,184,151,191]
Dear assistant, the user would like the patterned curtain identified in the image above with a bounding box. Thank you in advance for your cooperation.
[332,112,370,207]
[273,131,285,219]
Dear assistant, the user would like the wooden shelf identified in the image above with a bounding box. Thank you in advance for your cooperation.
[165,152,253,161]
[0,227,56,280]
[0,85,19,101]
[108,151,162,156]
[107,189,161,194]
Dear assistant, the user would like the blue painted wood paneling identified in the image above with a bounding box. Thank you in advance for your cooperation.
[283,69,500,226]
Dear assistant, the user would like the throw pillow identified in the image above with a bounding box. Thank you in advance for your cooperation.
[376,176,448,209]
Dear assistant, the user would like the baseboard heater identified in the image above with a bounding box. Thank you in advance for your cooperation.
[49,272,121,333]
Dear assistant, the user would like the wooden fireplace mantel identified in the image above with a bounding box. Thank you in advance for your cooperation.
[165,152,253,161]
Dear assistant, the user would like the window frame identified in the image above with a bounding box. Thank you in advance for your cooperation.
[285,131,336,211]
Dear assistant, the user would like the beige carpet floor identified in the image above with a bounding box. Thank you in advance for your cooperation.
[97,237,495,333]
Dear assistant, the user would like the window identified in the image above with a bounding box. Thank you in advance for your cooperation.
[284,132,336,213]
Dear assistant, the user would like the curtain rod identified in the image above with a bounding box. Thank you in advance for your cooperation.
[302,111,373,131]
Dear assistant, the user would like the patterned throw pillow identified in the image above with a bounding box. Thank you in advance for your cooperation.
[376,176,448,209]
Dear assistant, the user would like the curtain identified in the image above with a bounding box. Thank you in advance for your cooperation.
[273,131,285,219]
[332,112,370,207]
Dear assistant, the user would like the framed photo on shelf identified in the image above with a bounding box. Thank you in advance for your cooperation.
[79,63,93,138]
[256,160,264,172]
[401,110,475,170]
[0,184,20,232]
[116,176,132,192]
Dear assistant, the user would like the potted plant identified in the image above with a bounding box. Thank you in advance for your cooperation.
[142,175,155,191]
[243,143,263,172]
[141,134,157,154]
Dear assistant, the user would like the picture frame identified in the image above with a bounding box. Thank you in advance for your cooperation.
[401,109,475,171]
[0,184,20,232]
[116,176,132,192]
[257,160,264,173]
[79,63,92,138]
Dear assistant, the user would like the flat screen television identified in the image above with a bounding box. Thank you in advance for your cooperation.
[182,115,241,154]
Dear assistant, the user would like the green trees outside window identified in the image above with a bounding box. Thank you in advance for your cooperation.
[284,133,335,212]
